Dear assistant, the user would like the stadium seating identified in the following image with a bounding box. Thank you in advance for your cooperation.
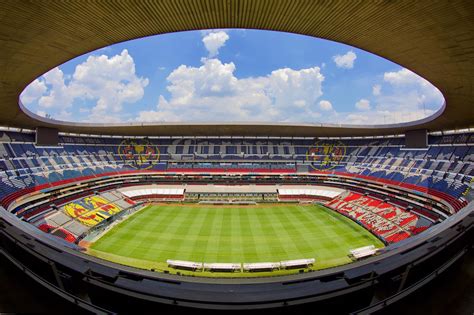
[62,195,123,227]
[0,129,472,245]
[0,134,472,204]
[27,189,139,241]
[38,223,77,243]
[327,192,433,243]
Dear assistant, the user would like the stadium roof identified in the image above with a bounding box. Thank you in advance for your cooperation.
[0,0,473,137]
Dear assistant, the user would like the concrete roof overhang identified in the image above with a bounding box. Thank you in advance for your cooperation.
[1,1,473,136]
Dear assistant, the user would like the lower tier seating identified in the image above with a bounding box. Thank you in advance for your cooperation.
[327,192,433,243]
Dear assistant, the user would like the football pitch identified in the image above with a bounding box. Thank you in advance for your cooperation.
[88,203,384,277]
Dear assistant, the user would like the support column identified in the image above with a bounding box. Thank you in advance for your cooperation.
[36,127,59,146]
[405,129,428,149]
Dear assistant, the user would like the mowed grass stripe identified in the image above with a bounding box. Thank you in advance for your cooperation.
[217,208,233,261]
[139,207,186,259]
[283,207,344,267]
[273,206,318,258]
[90,204,385,274]
[298,206,353,249]
[142,207,192,260]
[249,209,282,262]
[230,208,243,261]
[264,210,287,260]
[307,209,343,256]
[203,207,224,262]
[170,208,208,261]
[199,208,220,262]
[183,207,217,262]
[267,206,306,259]
[239,207,259,262]
[93,205,164,254]
[129,207,188,259]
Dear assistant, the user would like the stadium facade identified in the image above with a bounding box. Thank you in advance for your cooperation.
[0,1,473,313]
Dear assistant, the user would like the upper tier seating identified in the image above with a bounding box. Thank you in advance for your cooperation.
[0,131,472,211]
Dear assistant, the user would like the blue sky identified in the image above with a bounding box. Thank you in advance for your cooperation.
[20,29,444,124]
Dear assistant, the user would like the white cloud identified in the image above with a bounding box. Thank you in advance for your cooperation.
[378,68,444,112]
[346,113,369,124]
[38,68,73,109]
[21,49,148,122]
[55,110,73,121]
[333,51,357,69]
[36,110,47,117]
[384,68,426,86]
[202,31,229,58]
[334,68,444,125]
[355,99,371,110]
[341,109,435,125]
[325,107,437,125]
[21,32,444,127]
[137,58,325,123]
[372,84,381,96]
[20,79,47,104]
[73,49,149,119]
[318,100,333,111]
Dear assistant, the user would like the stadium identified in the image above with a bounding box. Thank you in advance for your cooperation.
[0,1,473,314]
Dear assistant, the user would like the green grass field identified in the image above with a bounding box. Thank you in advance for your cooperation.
[88,203,384,277]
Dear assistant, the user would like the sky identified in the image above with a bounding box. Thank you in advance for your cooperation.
[20,29,444,125]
